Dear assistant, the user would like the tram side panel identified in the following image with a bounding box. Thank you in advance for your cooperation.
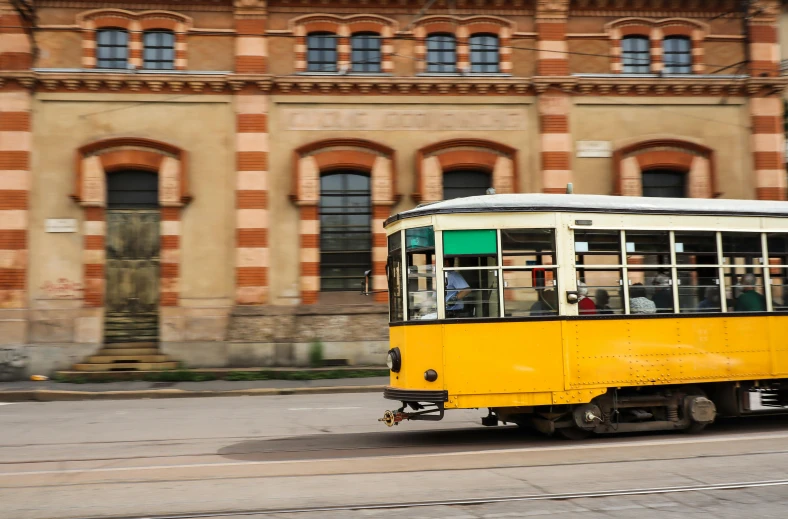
[565,316,778,391]
[442,321,564,409]
[768,316,788,376]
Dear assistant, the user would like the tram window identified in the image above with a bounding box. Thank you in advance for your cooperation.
[405,227,438,320]
[503,269,557,317]
[677,267,721,313]
[723,266,766,312]
[574,230,621,266]
[627,269,675,313]
[444,261,499,319]
[387,233,404,322]
[767,233,788,265]
[624,230,670,265]
[501,229,555,267]
[771,268,788,311]
[443,229,499,319]
[722,232,764,266]
[575,270,624,315]
[674,232,718,265]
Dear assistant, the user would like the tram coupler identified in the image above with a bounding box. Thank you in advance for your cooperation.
[481,409,498,427]
[379,403,445,427]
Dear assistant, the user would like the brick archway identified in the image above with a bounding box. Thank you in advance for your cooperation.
[292,139,397,304]
[415,139,517,203]
[73,137,191,308]
[613,138,717,198]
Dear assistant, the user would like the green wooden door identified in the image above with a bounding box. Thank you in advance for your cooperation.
[104,210,160,344]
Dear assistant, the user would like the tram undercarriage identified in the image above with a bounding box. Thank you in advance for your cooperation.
[381,381,788,438]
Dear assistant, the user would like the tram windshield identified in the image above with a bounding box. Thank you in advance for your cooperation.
[404,227,438,320]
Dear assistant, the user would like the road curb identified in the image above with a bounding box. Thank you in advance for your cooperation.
[0,385,386,402]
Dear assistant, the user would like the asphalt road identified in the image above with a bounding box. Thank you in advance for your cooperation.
[1,394,788,518]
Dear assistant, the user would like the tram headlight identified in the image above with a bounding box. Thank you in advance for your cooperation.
[387,347,402,373]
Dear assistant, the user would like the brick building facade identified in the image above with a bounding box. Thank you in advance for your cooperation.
[0,0,785,376]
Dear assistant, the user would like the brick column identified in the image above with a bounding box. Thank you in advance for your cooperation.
[538,92,572,193]
[0,2,31,323]
[750,97,786,200]
[746,1,785,200]
[128,21,143,69]
[650,27,663,73]
[536,0,572,193]
[299,206,320,305]
[234,3,269,304]
[536,0,569,76]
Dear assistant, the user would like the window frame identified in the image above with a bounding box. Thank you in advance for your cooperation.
[662,35,692,75]
[143,30,175,70]
[96,28,129,70]
[469,33,500,74]
[426,32,457,74]
[621,35,651,74]
[318,171,372,292]
[350,32,382,73]
[307,32,338,73]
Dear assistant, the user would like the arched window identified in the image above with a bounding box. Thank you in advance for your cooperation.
[443,170,491,200]
[143,30,175,70]
[642,170,687,198]
[320,172,372,291]
[107,170,159,208]
[426,33,456,73]
[351,32,381,73]
[663,36,692,74]
[469,33,499,73]
[307,32,337,72]
[622,35,650,74]
[97,29,128,69]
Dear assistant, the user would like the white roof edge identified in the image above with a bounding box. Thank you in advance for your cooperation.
[390,194,788,221]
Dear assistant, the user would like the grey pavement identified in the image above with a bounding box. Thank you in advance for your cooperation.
[1,393,787,519]
[0,376,389,393]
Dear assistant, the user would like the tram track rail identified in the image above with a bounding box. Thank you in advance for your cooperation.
[83,478,788,519]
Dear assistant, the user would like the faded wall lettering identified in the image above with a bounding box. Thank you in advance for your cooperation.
[284,109,528,131]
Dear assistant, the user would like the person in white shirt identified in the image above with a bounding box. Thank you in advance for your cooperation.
[629,283,656,314]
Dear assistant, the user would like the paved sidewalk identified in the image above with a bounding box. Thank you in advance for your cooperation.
[0,377,388,402]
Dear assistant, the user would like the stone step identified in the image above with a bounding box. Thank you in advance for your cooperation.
[87,355,171,364]
[95,348,160,356]
[73,362,179,372]
[102,341,157,349]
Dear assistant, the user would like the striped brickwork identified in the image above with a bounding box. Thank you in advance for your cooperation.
[747,3,784,201]
[0,6,31,310]
[79,10,191,70]
[413,16,512,74]
[293,16,396,73]
[750,97,787,201]
[75,143,188,307]
[234,94,269,304]
[538,92,572,193]
[607,20,706,74]
[233,5,269,305]
[293,141,395,304]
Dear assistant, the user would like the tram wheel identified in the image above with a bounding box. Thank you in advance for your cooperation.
[554,426,591,440]
[680,385,712,435]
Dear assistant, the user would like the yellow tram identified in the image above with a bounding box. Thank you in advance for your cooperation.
[378,194,788,438]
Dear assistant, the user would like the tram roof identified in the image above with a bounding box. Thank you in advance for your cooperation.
[384,194,788,226]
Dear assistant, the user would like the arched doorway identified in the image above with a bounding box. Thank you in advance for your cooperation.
[104,170,160,344]
[442,170,492,200]
[642,169,687,198]
[319,171,372,292]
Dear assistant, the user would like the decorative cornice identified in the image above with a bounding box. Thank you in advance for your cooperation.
[2,71,785,97]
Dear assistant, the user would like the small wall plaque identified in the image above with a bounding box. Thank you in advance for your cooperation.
[46,219,77,233]
[576,141,612,158]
